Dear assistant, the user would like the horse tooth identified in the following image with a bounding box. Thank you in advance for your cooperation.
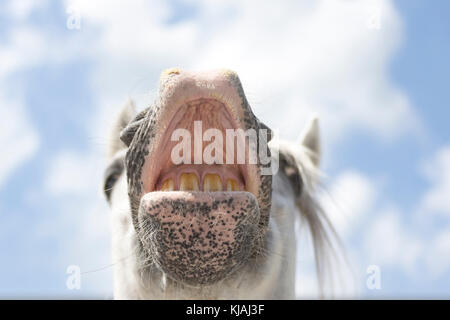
[226,179,239,191]
[161,179,174,191]
[203,174,223,192]
[192,177,199,191]
[179,173,199,191]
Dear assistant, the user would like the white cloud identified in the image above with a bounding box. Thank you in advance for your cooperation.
[45,151,102,196]
[3,0,48,20]
[0,26,47,77]
[426,228,450,278]
[417,146,450,277]
[191,0,419,144]
[421,146,450,216]
[62,0,420,150]
[0,94,39,189]
[35,198,113,297]
[363,208,423,275]
[41,148,112,296]
[0,3,50,189]
[322,170,376,236]
[347,145,450,285]
[0,3,114,296]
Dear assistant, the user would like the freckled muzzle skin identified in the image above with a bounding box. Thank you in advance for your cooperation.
[138,192,260,285]
[123,68,272,285]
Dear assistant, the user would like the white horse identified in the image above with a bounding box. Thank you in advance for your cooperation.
[104,69,338,299]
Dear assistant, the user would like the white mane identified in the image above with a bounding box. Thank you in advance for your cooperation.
[276,141,343,297]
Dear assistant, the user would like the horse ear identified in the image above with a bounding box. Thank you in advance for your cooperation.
[119,106,148,147]
[108,99,136,159]
[299,115,321,167]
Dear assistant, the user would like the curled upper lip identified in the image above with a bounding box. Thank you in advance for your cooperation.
[139,70,260,199]
[145,97,250,194]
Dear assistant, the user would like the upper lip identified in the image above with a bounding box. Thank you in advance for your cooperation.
[148,96,249,193]
[138,70,260,199]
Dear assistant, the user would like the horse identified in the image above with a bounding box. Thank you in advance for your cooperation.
[103,68,338,299]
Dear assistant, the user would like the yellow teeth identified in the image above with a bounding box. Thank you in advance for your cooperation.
[203,174,223,192]
[159,174,241,192]
[161,179,175,191]
[226,179,240,191]
[179,173,200,191]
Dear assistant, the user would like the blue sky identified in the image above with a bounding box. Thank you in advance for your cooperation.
[0,0,449,298]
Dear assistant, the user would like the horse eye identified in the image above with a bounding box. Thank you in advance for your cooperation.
[279,152,303,196]
[104,162,124,201]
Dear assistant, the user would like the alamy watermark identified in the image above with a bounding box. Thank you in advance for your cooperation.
[66,265,81,290]
[66,5,81,30]
[366,6,382,30]
[169,121,279,175]
[366,265,381,290]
